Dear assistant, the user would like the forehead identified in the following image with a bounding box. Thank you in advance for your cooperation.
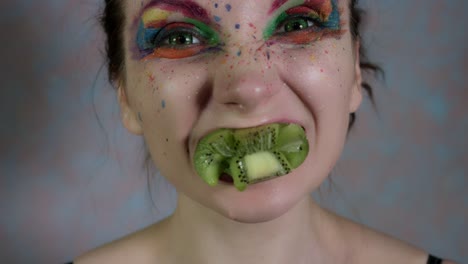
[123,0,348,23]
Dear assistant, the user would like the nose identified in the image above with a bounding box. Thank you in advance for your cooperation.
[211,47,282,113]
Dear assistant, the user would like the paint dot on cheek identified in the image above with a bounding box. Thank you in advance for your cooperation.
[214,16,222,22]
[235,23,240,29]
[148,73,155,82]
[225,4,232,12]
[161,100,166,108]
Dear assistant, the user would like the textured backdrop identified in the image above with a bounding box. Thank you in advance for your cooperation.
[0,0,467,263]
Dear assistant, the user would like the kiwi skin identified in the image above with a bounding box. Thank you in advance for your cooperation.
[194,123,309,191]
[193,129,234,186]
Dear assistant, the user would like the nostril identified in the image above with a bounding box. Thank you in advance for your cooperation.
[224,102,245,111]
[213,69,281,112]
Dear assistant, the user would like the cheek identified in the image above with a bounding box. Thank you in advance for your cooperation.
[270,42,357,184]
[275,42,356,115]
[126,61,210,158]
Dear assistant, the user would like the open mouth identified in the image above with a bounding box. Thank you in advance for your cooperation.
[194,123,309,191]
[219,173,234,184]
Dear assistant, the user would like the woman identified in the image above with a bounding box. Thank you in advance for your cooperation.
[72,0,455,263]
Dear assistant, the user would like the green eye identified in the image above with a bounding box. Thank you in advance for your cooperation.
[283,17,313,32]
[166,32,200,46]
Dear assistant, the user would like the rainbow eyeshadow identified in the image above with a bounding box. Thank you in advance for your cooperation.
[264,0,343,44]
[135,1,220,60]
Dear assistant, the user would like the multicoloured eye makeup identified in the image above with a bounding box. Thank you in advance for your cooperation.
[264,0,343,45]
[136,1,221,60]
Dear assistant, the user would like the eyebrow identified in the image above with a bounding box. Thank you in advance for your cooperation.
[141,0,210,24]
[268,0,331,15]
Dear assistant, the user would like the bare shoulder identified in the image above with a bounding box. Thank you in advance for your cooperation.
[329,212,432,264]
[74,219,170,264]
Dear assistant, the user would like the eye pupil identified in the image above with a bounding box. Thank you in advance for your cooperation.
[285,19,309,32]
[169,33,193,45]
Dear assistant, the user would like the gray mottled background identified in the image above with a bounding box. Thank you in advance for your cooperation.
[0,0,467,263]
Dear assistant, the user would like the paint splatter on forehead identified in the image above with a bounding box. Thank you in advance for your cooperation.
[269,0,335,19]
[139,0,210,24]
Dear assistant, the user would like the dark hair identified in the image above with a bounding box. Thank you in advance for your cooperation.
[348,0,383,129]
[101,0,125,83]
[100,0,382,129]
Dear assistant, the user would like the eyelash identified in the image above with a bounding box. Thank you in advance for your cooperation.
[137,10,331,59]
[266,11,339,45]
[275,15,322,35]
[138,22,218,60]
[150,24,201,47]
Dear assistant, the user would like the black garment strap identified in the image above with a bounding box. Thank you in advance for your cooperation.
[427,254,443,264]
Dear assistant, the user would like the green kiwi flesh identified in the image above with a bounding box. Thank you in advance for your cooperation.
[194,123,309,191]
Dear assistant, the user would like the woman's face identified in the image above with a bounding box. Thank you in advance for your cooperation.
[119,0,362,222]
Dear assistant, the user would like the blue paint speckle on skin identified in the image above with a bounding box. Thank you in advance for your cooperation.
[266,50,270,60]
[214,3,218,8]
[225,4,232,12]
[161,100,166,109]
[237,50,242,56]
[214,16,222,22]
[235,23,240,29]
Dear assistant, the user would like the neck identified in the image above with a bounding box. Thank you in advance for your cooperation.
[165,194,345,264]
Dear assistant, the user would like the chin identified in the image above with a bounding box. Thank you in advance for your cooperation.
[209,170,312,223]
[223,202,293,224]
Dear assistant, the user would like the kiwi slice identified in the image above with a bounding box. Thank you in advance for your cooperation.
[194,123,309,191]
[193,129,235,186]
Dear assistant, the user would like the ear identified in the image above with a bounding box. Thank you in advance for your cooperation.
[349,40,363,113]
[117,82,143,135]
